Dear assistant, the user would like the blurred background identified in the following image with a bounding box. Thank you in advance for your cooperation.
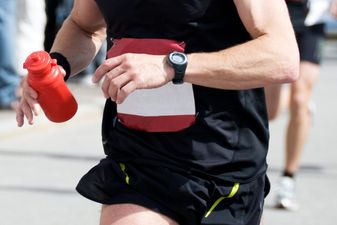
[1,1,337,225]
[326,17,337,36]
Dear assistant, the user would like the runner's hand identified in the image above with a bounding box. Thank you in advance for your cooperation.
[16,77,41,127]
[92,53,174,104]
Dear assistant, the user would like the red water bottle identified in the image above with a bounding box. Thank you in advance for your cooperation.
[23,51,78,122]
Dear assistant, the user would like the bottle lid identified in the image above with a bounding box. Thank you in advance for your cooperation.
[23,51,57,74]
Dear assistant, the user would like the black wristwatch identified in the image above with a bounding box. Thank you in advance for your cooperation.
[167,51,188,84]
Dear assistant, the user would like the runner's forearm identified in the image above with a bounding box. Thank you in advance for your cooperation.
[50,9,106,77]
[185,34,299,90]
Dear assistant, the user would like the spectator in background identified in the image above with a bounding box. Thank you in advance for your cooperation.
[265,0,337,211]
[0,0,20,110]
[16,0,46,76]
[1,0,46,110]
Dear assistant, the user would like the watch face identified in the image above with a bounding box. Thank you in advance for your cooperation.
[170,52,187,65]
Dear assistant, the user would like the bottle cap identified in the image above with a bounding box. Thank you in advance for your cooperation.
[23,51,57,74]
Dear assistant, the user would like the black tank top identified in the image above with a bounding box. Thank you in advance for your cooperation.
[96,0,269,183]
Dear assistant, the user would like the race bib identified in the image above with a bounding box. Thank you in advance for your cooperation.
[107,38,196,132]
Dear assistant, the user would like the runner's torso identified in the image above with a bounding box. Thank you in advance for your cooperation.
[96,0,269,183]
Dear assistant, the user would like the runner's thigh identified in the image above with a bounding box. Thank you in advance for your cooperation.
[100,203,179,225]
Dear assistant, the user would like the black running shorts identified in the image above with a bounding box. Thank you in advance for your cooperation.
[297,23,325,65]
[76,158,270,225]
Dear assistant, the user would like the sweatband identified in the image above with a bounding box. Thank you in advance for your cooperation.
[50,52,71,81]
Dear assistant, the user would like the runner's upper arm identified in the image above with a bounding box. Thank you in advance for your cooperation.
[233,0,299,83]
[234,0,293,39]
[69,0,107,38]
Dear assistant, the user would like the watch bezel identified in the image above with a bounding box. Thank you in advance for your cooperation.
[168,51,188,66]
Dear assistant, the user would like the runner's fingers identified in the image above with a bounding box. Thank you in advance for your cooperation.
[101,68,126,100]
[108,74,131,103]
[26,85,38,99]
[15,103,25,127]
[21,76,37,96]
[101,75,112,99]
[30,100,41,117]
[116,81,137,104]
[22,92,40,116]
[16,77,41,126]
[22,82,38,101]
[16,97,41,127]
[93,57,121,83]
[20,99,34,125]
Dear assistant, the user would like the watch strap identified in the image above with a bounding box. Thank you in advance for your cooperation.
[168,52,187,84]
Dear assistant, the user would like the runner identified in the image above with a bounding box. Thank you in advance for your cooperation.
[16,1,299,224]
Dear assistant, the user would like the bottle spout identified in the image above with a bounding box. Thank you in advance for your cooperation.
[32,55,40,62]
[23,55,41,69]
[23,51,52,73]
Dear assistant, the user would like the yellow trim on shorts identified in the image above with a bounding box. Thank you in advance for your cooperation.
[204,182,240,218]
[119,163,130,185]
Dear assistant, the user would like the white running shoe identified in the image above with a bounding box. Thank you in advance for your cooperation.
[274,176,299,211]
